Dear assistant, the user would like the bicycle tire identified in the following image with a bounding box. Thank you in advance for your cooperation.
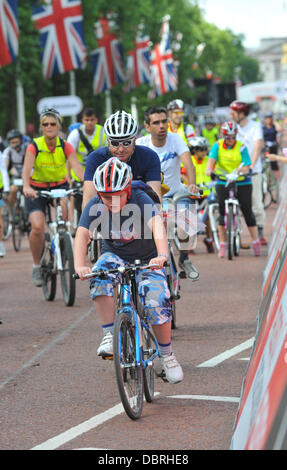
[2,201,12,240]
[59,231,76,306]
[165,262,176,330]
[233,208,241,257]
[41,233,57,301]
[113,310,143,420]
[227,205,234,260]
[209,203,220,252]
[142,325,155,403]
[11,206,24,252]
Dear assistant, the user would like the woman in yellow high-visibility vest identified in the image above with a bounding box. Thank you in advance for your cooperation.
[206,121,260,258]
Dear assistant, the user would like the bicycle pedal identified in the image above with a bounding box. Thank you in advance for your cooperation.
[102,355,113,361]
[157,370,168,382]
[179,270,186,279]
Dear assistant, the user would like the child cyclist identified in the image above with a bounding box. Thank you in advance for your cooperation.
[206,121,260,258]
[187,136,215,253]
[74,157,183,384]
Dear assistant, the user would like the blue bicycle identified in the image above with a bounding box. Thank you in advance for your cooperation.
[74,260,160,420]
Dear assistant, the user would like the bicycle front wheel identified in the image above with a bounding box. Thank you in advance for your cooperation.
[59,232,76,306]
[227,205,234,260]
[113,311,143,420]
[142,326,155,403]
[41,233,57,301]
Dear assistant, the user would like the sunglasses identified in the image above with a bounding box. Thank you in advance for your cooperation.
[173,111,184,115]
[42,122,57,127]
[109,139,134,147]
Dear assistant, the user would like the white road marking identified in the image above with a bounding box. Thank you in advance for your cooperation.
[32,393,160,450]
[168,395,240,403]
[0,307,94,391]
[196,337,254,368]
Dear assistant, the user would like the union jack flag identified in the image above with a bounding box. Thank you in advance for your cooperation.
[150,17,178,96]
[91,16,126,95]
[0,0,18,68]
[125,34,152,91]
[31,0,87,79]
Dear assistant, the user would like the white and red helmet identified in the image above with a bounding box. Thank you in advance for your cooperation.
[221,121,238,137]
[93,157,133,193]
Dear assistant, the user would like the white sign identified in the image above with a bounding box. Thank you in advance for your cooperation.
[37,95,83,117]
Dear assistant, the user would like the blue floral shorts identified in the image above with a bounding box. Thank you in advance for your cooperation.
[89,252,171,325]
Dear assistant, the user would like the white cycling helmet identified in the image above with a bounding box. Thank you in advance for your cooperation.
[221,120,238,136]
[167,99,184,111]
[104,110,138,140]
[40,107,62,124]
[93,157,133,193]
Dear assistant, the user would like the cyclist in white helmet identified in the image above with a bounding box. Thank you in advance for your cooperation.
[74,157,184,384]
[83,110,162,208]
[167,99,196,147]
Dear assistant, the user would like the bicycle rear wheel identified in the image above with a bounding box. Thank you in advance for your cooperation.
[227,205,234,260]
[59,231,76,306]
[2,200,12,240]
[41,233,57,301]
[113,311,143,420]
[11,206,24,252]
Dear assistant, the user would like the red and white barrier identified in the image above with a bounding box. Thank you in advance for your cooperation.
[231,168,287,450]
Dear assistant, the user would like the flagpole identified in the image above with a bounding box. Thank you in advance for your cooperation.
[105,89,112,117]
[69,71,77,124]
[16,62,26,135]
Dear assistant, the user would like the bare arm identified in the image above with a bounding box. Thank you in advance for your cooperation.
[251,139,264,169]
[148,214,169,269]
[73,225,92,279]
[147,180,162,203]
[68,152,84,182]
[22,150,37,198]
[180,151,196,185]
[82,180,97,209]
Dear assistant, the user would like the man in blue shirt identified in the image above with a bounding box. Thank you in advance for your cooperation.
[83,110,161,208]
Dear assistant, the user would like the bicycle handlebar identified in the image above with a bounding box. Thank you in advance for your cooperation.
[73,262,162,280]
[37,187,82,199]
[172,190,203,204]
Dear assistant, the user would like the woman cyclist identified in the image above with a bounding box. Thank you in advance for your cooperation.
[74,157,183,384]
[22,108,84,286]
[206,121,260,258]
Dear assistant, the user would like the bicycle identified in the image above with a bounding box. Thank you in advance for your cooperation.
[10,178,31,252]
[213,168,245,260]
[74,260,161,420]
[262,158,279,209]
[70,181,83,237]
[2,197,12,240]
[39,187,81,306]
[162,190,202,328]
[195,182,220,252]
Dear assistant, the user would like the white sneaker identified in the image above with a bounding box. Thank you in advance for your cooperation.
[32,266,43,287]
[97,332,113,358]
[0,243,6,258]
[159,353,184,384]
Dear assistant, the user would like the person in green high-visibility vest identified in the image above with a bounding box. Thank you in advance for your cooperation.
[201,118,219,147]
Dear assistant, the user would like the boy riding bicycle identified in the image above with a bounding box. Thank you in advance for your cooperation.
[206,121,260,258]
[74,157,183,384]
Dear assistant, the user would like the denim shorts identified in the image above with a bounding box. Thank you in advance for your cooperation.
[89,252,171,326]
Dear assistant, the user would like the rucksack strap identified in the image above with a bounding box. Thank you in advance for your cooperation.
[78,129,94,155]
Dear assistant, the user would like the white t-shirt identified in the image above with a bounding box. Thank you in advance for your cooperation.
[67,125,96,153]
[136,133,189,197]
[0,152,10,191]
[237,119,263,173]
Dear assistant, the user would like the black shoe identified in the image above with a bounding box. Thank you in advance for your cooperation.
[203,237,214,253]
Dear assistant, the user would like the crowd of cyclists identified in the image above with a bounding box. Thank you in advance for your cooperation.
[0,99,285,383]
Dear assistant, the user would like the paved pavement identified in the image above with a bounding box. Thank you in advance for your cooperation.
[0,203,276,450]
